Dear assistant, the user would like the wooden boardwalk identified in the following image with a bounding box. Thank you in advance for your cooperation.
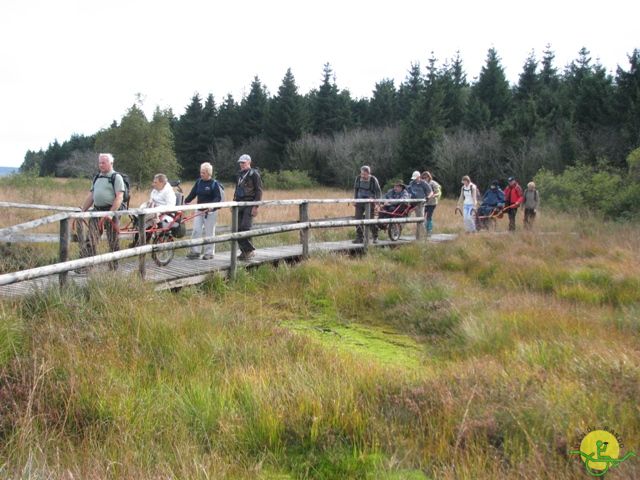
[0,234,456,299]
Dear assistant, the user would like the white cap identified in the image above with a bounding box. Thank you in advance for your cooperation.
[238,154,251,163]
[411,171,420,180]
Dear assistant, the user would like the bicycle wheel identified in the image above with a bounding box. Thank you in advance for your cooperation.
[388,223,402,241]
[152,233,175,267]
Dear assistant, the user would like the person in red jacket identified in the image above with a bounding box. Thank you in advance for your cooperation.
[503,176,524,232]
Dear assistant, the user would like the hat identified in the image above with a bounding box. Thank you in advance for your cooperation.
[411,171,420,180]
[238,154,251,163]
[491,180,499,187]
[393,180,406,188]
[507,176,515,182]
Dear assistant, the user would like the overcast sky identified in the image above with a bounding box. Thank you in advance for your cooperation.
[0,0,637,168]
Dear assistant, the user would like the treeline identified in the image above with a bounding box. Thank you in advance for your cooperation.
[21,47,640,203]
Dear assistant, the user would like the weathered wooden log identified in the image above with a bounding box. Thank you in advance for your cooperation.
[229,206,239,280]
[299,202,309,259]
[58,218,70,287]
[0,234,59,243]
[0,213,70,237]
[137,213,146,279]
[0,201,81,212]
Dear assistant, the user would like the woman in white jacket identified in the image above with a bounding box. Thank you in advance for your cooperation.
[457,175,479,233]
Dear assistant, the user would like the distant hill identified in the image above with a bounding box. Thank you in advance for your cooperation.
[0,166,18,176]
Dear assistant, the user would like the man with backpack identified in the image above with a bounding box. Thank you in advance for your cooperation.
[233,154,263,260]
[78,153,127,270]
[353,165,382,244]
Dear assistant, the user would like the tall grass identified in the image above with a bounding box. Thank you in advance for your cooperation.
[1,181,639,478]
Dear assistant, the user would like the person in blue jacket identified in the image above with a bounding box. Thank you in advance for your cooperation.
[184,162,223,260]
[479,180,505,217]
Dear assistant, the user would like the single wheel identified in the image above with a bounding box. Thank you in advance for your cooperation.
[152,233,175,267]
[388,223,402,241]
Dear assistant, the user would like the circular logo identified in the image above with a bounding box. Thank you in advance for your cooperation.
[579,430,621,472]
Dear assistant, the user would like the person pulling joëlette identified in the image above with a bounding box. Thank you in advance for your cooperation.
[78,153,125,271]
[503,176,524,232]
[456,175,479,233]
[352,165,382,244]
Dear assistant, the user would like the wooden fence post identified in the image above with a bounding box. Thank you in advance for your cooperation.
[137,213,146,278]
[299,202,309,259]
[363,202,371,250]
[58,218,70,287]
[416,201,425,240]
[229,206,239,280]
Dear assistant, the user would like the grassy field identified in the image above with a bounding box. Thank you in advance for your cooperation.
[0,178,639,478]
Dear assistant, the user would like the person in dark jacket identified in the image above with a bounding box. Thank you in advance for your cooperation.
[379,181,410,216]
[504,176,524,232]
[479,180,505,217]
[407,170,433,200]
[233,154,263,260]
[353,165,382,243]
[184,162,223,259]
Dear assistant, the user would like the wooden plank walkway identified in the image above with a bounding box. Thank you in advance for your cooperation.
[0,234,457,299]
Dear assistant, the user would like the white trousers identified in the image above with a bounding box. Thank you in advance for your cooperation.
[191,211,217,256]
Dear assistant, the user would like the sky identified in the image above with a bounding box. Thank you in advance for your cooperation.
[0,0,638,168]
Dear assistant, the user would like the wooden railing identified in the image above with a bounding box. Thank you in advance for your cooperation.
[0,198,426,287]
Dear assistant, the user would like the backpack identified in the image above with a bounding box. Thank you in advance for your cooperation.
[93,171,131,208]
[217,181,225,202]
[196,178,225,202]
[355,175,379,197]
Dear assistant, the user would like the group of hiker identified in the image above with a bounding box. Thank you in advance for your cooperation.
[352,166,442,243]
[456,175,539,233]
[78,153,539,268]
[78,152,262,268]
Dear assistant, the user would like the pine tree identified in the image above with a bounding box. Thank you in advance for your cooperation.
[310,63,342,135]
[469,48,512,126]
[440,52,469,129]
[537,45,561,130]
[615,49,640,150]
[40,140,64,176]
[564,48,616,132]
[503,51,542,142]
[562,48,617,164]
[398,65,446,175]
[202,93,218,164]
[21,149,44,174]
[216,94,242,147]
[368,79,397,126]
[265,68,303,169]
[239,76,268,141]
[515,51,539,101]
[173,94,208,178]
[398,62,424,120]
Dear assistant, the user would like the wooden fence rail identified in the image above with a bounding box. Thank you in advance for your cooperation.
[0,198,427,287]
